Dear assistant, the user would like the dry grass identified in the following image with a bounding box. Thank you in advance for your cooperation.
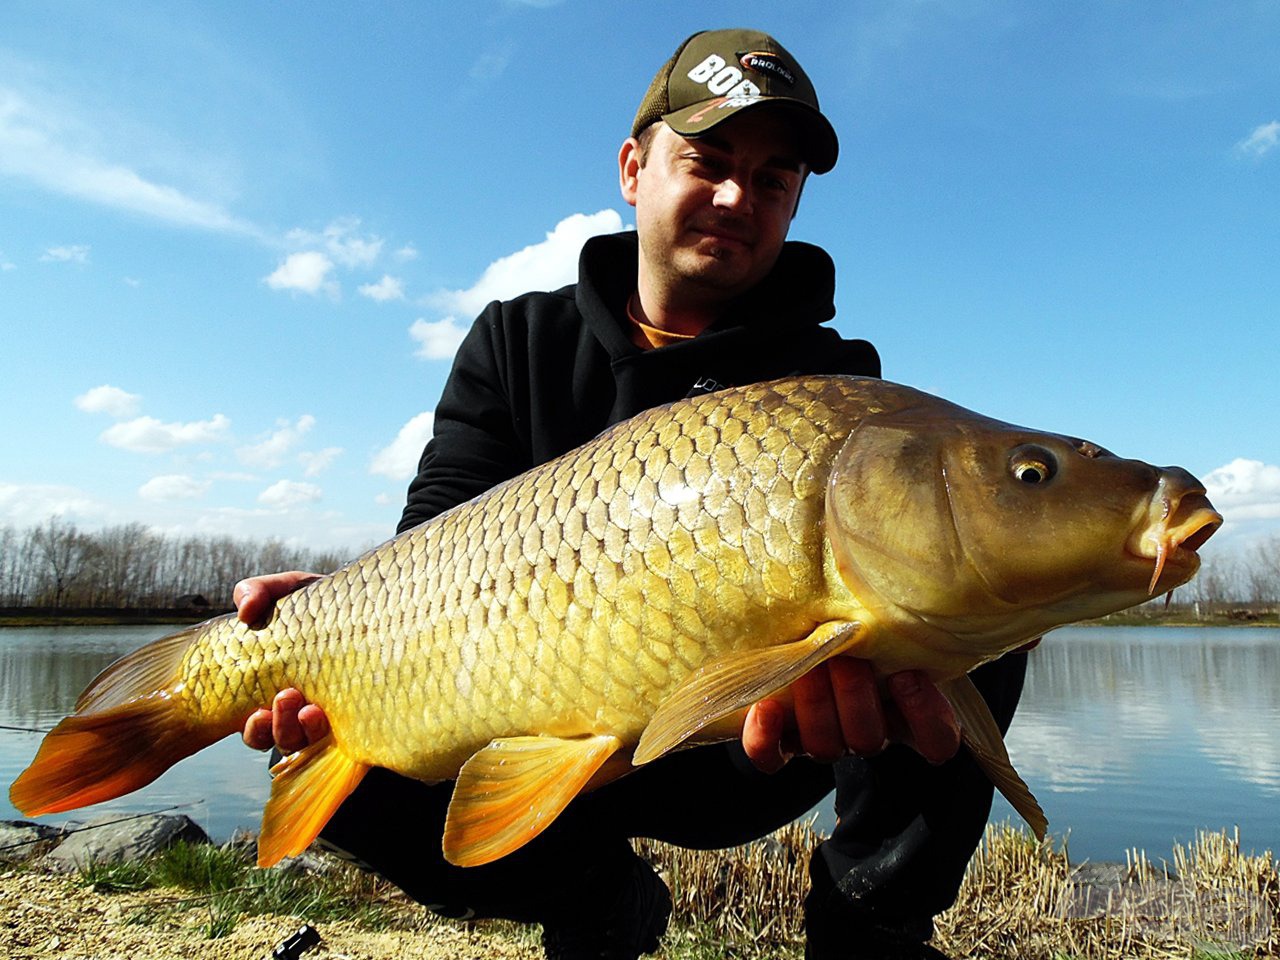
[11,822,1274,958]
[938,825,1278,959]
[637,820,814,949]
[637,821,1280,959]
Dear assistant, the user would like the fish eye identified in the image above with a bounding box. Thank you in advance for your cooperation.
[1010,446,1057,485]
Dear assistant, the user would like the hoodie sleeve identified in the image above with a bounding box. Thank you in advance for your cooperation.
[398,303,529,533]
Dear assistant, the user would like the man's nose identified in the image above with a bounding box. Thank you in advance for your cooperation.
[713,177,752,212]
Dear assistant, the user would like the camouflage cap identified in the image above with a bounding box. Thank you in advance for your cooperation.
[632,28,838,174]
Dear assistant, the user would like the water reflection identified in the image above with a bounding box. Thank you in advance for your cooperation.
[996,626,1279,860]
[1010,627,1280,792]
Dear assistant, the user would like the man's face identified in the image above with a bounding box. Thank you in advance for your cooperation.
[620,110,808,308]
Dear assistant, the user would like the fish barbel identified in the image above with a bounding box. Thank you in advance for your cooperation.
[10,376,1221,868]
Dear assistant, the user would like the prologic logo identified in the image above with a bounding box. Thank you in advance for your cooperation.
[739,51,796,86]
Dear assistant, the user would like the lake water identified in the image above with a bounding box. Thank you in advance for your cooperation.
[1,624,1276,863]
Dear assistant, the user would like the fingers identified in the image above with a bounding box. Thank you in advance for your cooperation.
[240,689,330,753]
[827,657,890,757]
[792,662,888,763]
[296,703,331,745]
[233,571,322,626]
[242,708,275,750]
[271,688,312,753]
[742,700,794,774]
[788,667,843,763]
[886,670,961,765]
[743,658,962,773]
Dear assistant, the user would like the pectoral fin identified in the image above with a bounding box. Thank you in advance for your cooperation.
[259,737,369,868]
[633,620,864,766]
[939,675,1047,840]
[443,734,622,867]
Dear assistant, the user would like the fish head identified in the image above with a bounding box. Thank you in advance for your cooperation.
[824,394,1222,666]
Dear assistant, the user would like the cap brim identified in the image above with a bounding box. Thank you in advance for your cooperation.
[662,96,838,174]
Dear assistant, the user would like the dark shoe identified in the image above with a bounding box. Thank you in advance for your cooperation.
[540,858,672,960]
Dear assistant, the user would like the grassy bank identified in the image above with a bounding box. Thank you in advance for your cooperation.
[26,823,1276,959]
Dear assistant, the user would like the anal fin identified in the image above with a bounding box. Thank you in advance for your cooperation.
[444,734,621,867]
[939,675,1047,840]
[633,620,863,766]
[259,736,369,868]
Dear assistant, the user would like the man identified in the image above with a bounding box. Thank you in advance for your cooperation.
[237,29,1027,960]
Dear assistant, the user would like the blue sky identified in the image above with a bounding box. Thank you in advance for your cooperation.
[1,1,1277,561]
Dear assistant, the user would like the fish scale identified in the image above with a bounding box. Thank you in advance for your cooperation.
[197,378,842,777]
[10,375,1222,871]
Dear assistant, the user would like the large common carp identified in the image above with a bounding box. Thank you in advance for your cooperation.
[11,376,1221,868]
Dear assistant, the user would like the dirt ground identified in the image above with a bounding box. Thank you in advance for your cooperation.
[0,870,541,960]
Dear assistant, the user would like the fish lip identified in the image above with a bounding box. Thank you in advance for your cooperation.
[1126,482,1223,593]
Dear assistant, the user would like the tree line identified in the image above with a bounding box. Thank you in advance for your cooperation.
[1174,534,1280,611]
[0,518,352,610]
[0,517,1275,614]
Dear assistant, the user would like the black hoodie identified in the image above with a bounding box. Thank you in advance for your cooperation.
[399,230,879,532]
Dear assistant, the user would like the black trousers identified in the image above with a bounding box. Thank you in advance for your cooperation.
[315,654,1027,929]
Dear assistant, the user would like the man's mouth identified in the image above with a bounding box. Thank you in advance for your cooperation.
[692,220,755,249]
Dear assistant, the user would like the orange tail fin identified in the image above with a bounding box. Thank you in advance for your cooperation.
[9,700,224,815]
[9,622,235,816]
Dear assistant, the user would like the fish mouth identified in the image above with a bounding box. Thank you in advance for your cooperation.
[1127,472,1223,594]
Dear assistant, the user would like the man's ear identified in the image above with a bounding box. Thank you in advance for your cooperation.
[618,137,641,208]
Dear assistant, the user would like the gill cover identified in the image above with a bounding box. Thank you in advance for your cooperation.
[823,395,1185,658]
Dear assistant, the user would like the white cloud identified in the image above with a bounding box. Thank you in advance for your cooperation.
[394,244,419,262]
[258,479,323,508]
[405,210,622,363]
[237,415,316,469]
[75,384,141,418]
[1203,458,1280,521]
[370,412,434,480]
[429,209,624,318]
[268,218,390,297]
[286,217,383,268]
[0,87,258,236]
[470,43,515,82]
[359,274,405,302]
[299,446,343,477]
[101,413,230,453]
[1237,120,1280,158]
[0,482,101,526]
[40,244,89,263]
[264,251,337,296]
[138,474,209,501]
[409,316,469,360]
[1,251,16,270]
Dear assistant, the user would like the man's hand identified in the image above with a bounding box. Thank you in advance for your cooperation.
[234,572,330,752]
[741,657,962,773]
[232,570,322,628]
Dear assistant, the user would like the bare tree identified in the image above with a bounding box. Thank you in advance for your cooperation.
[29,517,94,609]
